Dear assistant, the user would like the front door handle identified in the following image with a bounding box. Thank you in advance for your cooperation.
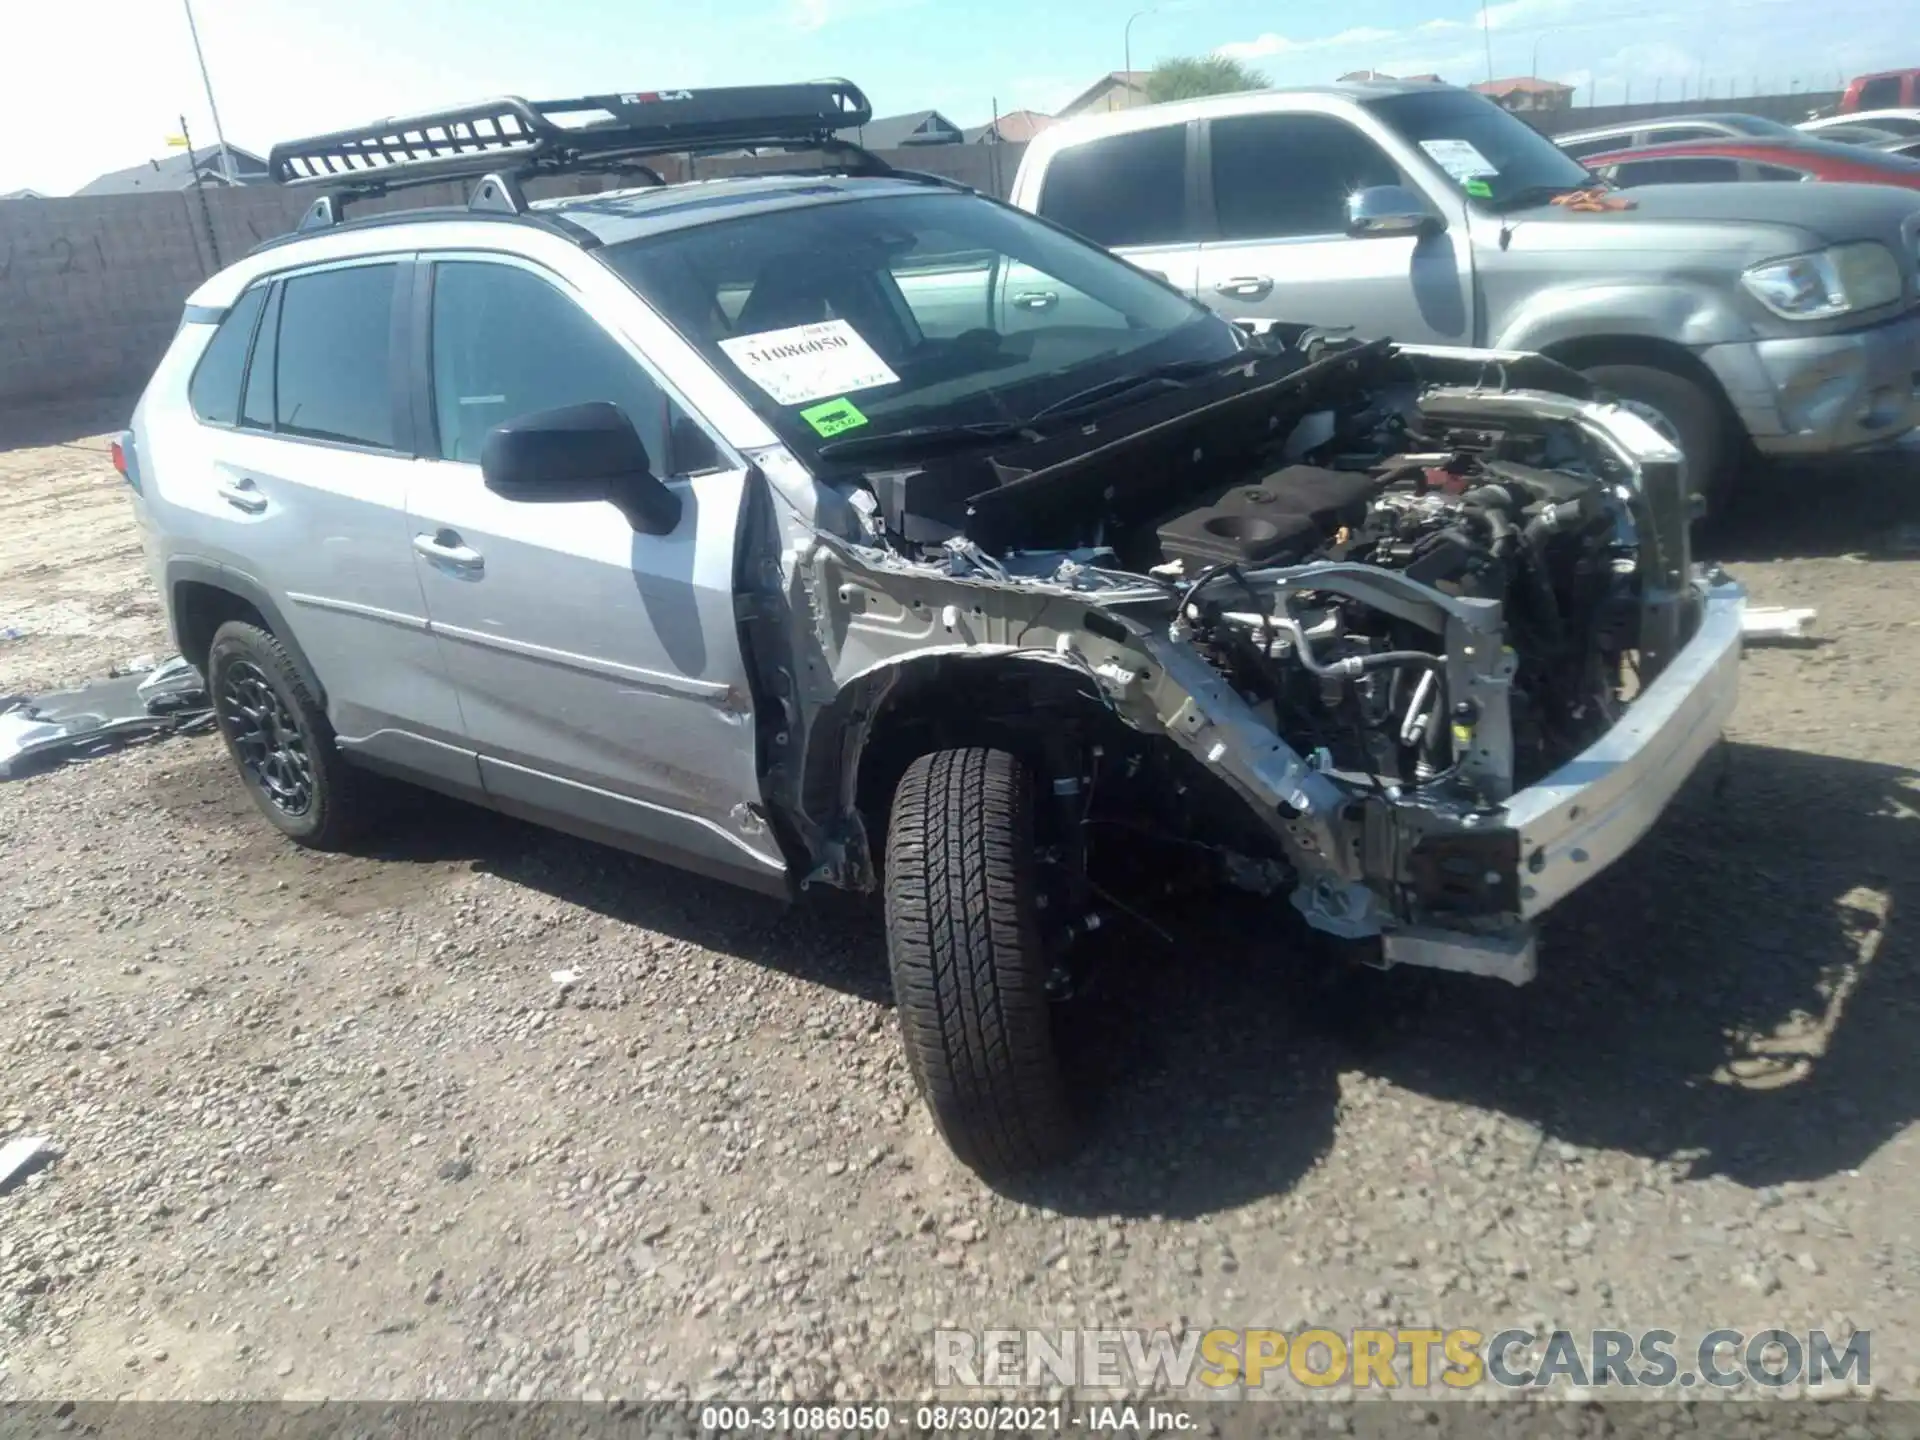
[216,478,267,514]
[1213,275,1274,299]
[413,530,485,574]
[1011,290,1058,310]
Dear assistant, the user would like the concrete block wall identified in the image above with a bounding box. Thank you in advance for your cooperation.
[0,139,1017,409]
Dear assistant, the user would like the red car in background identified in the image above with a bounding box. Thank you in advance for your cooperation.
[1583,136,1920,191]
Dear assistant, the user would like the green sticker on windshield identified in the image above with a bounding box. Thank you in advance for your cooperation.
[800,397,869,438]
[1464,178,1494,198]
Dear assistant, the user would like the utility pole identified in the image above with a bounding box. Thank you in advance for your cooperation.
[1480,1,1495,85]
[180,114,220,273]
[182,0,236,184]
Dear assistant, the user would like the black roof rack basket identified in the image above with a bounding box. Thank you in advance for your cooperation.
[268,80,875,195]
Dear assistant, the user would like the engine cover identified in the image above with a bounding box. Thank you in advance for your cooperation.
[1155,464,1380,572]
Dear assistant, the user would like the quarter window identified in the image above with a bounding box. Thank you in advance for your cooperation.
[273,264,398,448]
[1036,125,1190,248]
[428,261,710,473]
[187,285,267,426]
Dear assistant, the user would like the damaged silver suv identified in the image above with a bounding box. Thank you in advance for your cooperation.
[125,83,1746,1177]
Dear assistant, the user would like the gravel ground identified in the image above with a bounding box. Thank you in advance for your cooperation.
[0,403,1916,1415]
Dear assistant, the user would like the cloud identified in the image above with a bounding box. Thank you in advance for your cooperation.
[1217,27,1401,61]
[786,0,925,29]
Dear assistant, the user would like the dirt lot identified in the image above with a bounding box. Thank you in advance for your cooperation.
[1,402,1916,1415]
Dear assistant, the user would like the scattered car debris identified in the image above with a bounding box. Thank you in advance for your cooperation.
[1741,606,1819,643]
[0,1135,60,1196]
[0,655,211,780]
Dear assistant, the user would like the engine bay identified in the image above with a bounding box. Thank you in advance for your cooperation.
[855,339,1648,797]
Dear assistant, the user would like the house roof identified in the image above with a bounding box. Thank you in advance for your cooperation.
[74,144,270,196]
[1058,71,1149,115]
[1471,76,1572,96]
[1402,73,1446,84]
[1338,69,1396,82]
[963,110,1056,144]
[1,188,44,200]
[832,110,964,149]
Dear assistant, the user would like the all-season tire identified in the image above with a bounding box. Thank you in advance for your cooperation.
[207,620,373,851]
[1581,362,1732,516]
[884,747,1077,1178]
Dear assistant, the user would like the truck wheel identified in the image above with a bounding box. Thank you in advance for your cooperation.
[884,747,1077,1178]
[208,620,373,851]
[1581,363,1731,516]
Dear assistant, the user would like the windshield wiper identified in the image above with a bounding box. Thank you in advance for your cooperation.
[815,419,1033,462]
[1023,358,1232,425]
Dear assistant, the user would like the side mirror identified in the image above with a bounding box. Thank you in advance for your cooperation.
[1346,185,1440,239]
[480,402,681,536]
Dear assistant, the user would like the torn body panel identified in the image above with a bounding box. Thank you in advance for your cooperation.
[742,345,1743,982]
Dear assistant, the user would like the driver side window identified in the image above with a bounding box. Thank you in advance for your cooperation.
[428,260,718,473]
[1210,113,1409,240]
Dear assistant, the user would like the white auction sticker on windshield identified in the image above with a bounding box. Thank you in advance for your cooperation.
[718,320,900,407]
[1419,138,1499,180]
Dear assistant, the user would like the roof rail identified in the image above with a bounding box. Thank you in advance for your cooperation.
[271,81,882,230]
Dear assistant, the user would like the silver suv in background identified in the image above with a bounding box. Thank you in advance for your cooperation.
[125,82,1746,1179]
[1009,83,1920,510]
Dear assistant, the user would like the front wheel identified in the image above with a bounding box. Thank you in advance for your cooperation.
[883,747,1077,1178]
[1581,362,1732,518]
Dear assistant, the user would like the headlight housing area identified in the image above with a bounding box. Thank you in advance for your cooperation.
[1741,242,1905,320]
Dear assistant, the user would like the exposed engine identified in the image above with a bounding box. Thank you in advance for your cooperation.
[1155,453,1638,790]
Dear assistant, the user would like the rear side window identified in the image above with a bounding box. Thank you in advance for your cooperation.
[1858,77,1902,109]
[272,264,398,448]
[1036,125,1189,248]
[187,286,267,426]
[1612,157,1741,187]
[1558,137,1620,160]
[1211,114,1407,240]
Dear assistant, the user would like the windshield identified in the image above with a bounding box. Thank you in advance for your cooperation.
[1366,88,1593,209]
[599,190,1238,459]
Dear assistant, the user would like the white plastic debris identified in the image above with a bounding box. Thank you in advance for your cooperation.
[0,1135,59,1195]
[550,969,580,987]
[1741,606,1817,643]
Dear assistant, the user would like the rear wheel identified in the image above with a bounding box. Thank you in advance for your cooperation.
[883,747,1077,1178]
[208,620,373,850]
[1580,362,1732,518]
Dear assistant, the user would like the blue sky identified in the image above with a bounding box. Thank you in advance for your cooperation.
[4,0,1914,195]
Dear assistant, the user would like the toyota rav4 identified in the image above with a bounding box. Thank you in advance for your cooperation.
[122,82,1746,1177]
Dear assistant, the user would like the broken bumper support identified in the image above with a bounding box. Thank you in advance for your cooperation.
[1381,575,1747,984]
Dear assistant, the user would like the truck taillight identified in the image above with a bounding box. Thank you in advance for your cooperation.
[110,439,128,476]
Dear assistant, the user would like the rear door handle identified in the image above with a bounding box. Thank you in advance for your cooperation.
[216,478,267,514]
[1011,290,1058,310]
[413,530,485,574]
[1213,275,1274,299]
